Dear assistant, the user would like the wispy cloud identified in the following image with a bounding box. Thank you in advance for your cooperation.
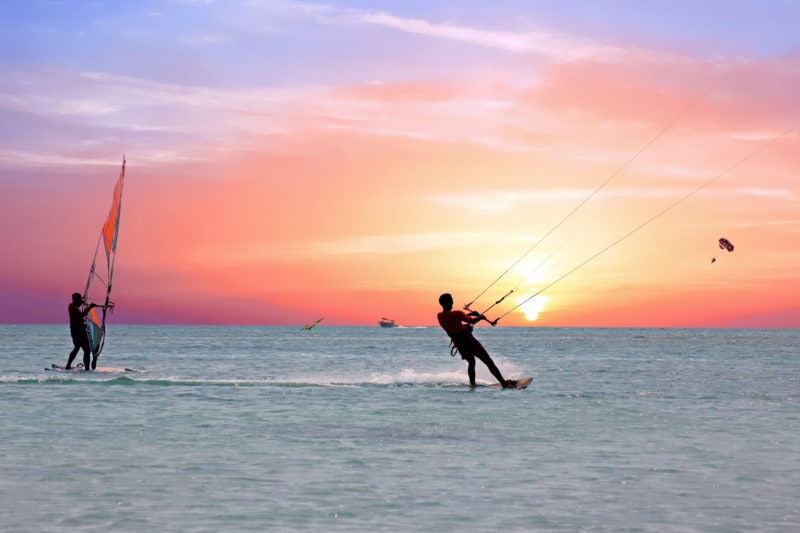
[192,231,503,266]
[1,3,795,173]
[295,2,680,65]
[0,67,587,163]
[0,149,114,168]
[181,33,232,45]
[735,187,796,200]
[309,232,494,255]
[427,187,712,211]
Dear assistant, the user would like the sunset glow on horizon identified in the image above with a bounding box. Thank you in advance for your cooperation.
[1,1,798,327]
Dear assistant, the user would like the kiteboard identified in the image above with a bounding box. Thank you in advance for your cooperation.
[46,364,137,373]
[487,377,533,390]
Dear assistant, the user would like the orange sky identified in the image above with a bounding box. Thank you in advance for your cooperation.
[1,2,799,327]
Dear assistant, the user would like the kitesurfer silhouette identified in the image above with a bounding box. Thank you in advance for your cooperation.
[437,293,516,388]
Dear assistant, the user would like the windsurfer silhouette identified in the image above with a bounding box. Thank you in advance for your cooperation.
[66,292,96,370]
[437,293,516,388]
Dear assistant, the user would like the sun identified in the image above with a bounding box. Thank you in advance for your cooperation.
[520,296,547,321]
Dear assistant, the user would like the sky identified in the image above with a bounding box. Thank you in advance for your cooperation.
[1,0,799,327]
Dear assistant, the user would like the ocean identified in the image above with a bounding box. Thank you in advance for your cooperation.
[1,325,797,532]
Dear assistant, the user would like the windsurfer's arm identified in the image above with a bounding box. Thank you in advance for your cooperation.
[80,303,98,317]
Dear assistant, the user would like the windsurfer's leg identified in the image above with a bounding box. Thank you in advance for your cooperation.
[81,338,91,371]
[66,345,79,369]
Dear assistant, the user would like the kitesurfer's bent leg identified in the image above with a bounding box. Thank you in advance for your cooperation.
[472,340,508,386]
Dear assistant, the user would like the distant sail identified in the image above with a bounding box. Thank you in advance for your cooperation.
[84,157,126,360]
[302,317,324,331]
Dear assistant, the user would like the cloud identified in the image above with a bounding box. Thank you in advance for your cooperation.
[735,187,796,200]
[2,4,796,175]
[309,232,492,255]
[426,187,725,211]
[0,149,115,168]
[191,231,500,265]
[0,66,593,165]
[181,33,232,45]
[296,3,679,65]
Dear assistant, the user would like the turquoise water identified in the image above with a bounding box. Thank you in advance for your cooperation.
[1,325,798,531]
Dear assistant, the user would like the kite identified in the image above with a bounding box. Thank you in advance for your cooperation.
[711,237,735,264]
[718,237,734,252]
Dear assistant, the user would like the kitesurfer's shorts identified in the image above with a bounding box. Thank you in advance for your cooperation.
[451,332,480,360]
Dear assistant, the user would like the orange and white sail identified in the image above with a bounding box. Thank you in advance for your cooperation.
[84,157,126,359]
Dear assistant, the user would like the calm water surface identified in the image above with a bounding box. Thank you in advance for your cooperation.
[1,325,798,531]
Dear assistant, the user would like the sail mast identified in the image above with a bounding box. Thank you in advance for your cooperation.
[84,157,126,361]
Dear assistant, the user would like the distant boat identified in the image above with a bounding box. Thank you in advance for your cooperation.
[379,318,397,328]
[302,317,324,331]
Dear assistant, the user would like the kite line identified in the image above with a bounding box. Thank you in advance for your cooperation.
[464,23,789,316]
[489,121,800,324]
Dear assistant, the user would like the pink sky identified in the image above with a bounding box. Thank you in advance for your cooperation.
[1,2,798,327]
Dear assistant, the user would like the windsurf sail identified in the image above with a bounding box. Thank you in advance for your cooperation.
[302,317,324,331]
[83,157,126,362]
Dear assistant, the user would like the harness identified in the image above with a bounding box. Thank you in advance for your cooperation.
[447,325,474,357]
